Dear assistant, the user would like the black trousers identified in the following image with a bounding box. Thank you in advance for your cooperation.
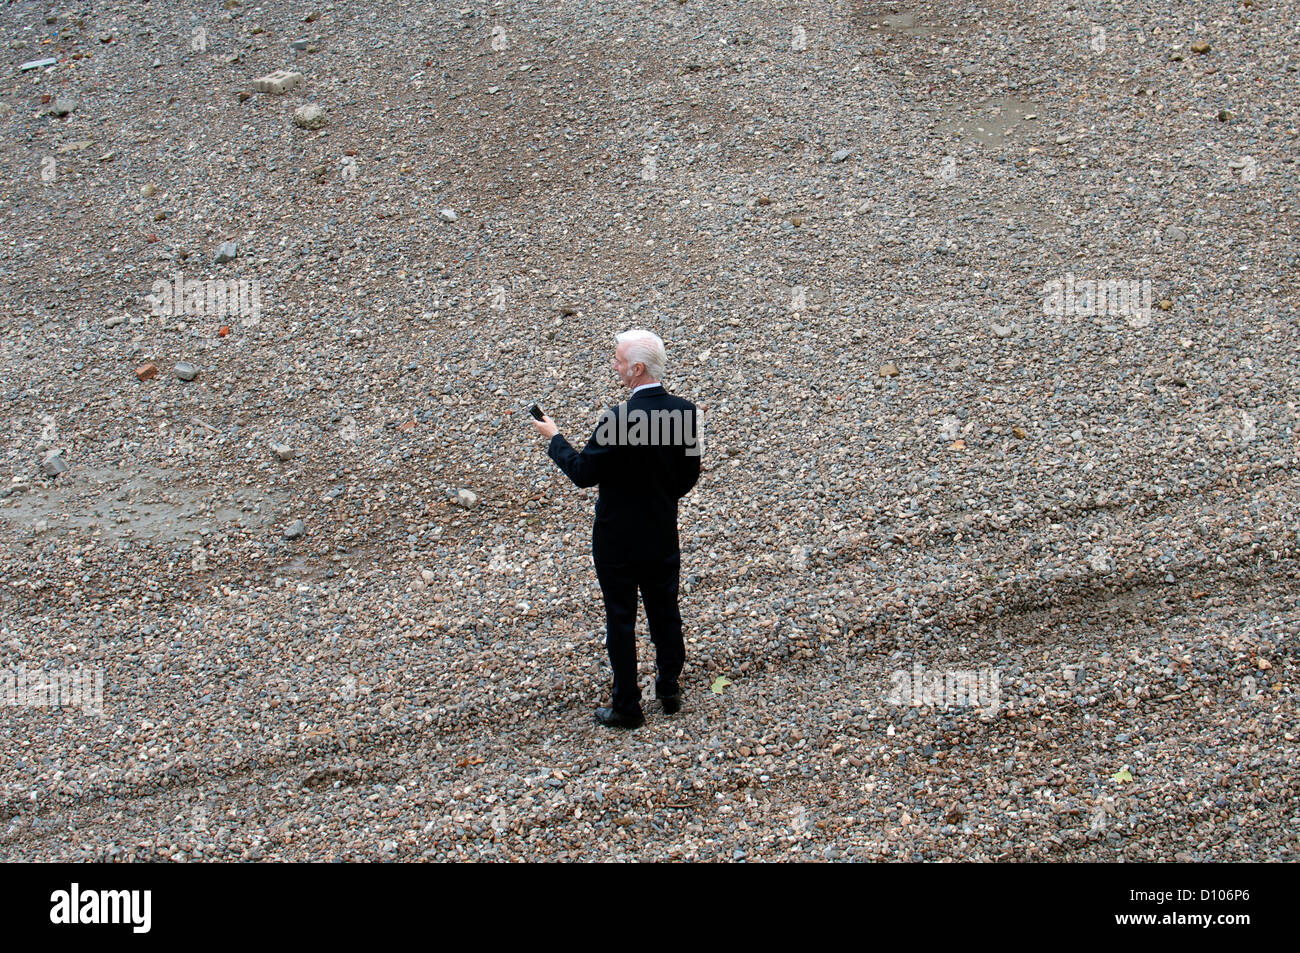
[594,552,685,714]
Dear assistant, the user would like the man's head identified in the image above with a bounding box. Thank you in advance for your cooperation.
[613,329,666,389]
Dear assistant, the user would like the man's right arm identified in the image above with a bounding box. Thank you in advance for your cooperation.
[547,410,616,489]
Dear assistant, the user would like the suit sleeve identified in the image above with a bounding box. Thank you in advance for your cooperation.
[675,446,701,498]
[547,411,617,489]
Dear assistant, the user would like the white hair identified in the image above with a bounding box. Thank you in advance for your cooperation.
[615,328,666,379]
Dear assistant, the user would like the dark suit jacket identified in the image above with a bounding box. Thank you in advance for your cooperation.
[547,385,701,563]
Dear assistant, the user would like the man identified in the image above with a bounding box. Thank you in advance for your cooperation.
[532,329,701,729]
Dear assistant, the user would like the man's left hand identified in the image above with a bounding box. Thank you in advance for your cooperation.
[532,414,559,439]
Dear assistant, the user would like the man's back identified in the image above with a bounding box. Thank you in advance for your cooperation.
[546,384,700,562]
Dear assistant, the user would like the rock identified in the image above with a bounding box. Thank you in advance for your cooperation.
[991,322,1014,339]
[252,70,303,94]
[140,183,157,197]
[41,451,68,477]
[293,104,328,129]
[214,242,238,264]
[48,98,76,117]
[290,39,311,51]
[271,442,295,462]
[438,208,458,223]
[20,58,59,71]
[1158,299,1173,311]
[1164,225,1187,243]
[830,148,853,163]
[938,416,961,441]
[879,363,899,377]
[175,361,198,381]
[1191,40,1211,55]
[103,315,126,328]
[135,363,158,381]
[420,569,436,585]
[1088,548,1114,573]
[284,519,306,539]
[455,489,478,508]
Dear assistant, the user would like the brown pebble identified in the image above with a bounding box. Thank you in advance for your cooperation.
[136,363,158,381]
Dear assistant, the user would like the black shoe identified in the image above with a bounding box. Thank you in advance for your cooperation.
[595,706,645,730]
[657,692,682,715]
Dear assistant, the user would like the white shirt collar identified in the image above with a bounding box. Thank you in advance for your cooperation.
[631,382,662,396]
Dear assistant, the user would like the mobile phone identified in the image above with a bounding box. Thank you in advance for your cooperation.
[529,403,545,421]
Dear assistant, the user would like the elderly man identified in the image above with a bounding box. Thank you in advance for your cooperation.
[533,329,701,729]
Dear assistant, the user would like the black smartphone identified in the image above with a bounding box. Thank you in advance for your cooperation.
[529,403,545,421]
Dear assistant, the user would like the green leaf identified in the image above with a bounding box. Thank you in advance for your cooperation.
[710,676,732,694]
[1111,767,1133,783]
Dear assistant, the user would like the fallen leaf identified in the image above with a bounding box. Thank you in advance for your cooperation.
[1111,767,1133,783]
[710,676,732,694]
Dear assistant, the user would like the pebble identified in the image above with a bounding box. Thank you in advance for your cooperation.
[175,362,198,381]
[41,451,68,476]
[455,488,478,508]
[438,208,459,223]
[284,519,306,539]
[271,442,295,462]
[293,104,328,129]
[214,242,238,264]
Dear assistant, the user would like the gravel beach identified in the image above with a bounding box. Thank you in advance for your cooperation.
[1,0,1296,861]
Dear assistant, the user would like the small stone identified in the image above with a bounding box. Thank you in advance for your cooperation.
[790,216,802,226]
[290,39,311,51]
[252,70,303,94]
[1164,225,1187,243]
[1158,299,1173,311]
[1191,40,1211,55]
[20,58,59,71]
[136,363,159,381]
[48,98,75,117]
[438,208,458,223]
[141,183,157,197]
[271,442,295,462]
[455,489,478,508]
[214,241,238,264]
[991,322,1014,339]
[830,148,853,163]
[420,569,436,585]
[42,452,68,477]
[1012,425,1027,439]
[879,363,899,377]
[284,519,306,540]
[756,195,772,206]
[104,315,126,328]
[293,104,328,129]
[175,362,198,381]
